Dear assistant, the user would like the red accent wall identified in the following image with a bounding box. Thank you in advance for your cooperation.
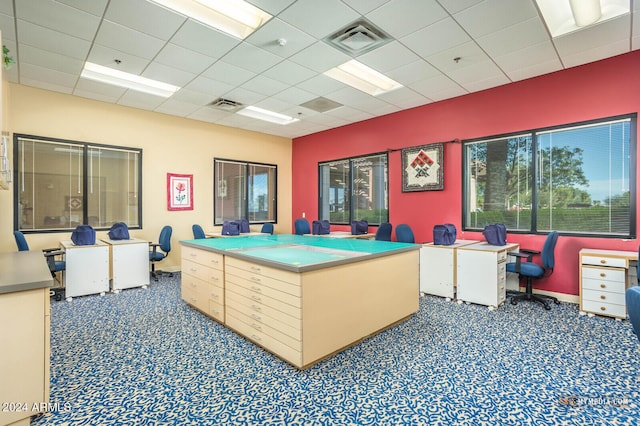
[292,51,640,297]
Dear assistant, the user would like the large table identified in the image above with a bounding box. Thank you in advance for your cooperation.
[180,234,420,369]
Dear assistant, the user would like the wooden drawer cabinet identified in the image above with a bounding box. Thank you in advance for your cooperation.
[181,247,225,323]
[579,249,638,319]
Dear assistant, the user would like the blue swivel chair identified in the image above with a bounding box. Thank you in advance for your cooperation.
[261,223,274,234]
[506,231,560,310]
[395,224,415,243]
[627,286,640,342]
[375,222,393,241]
[149,225,172,281]
[192,224,206,239]
[294,218,311,235]
[14,230,66,279]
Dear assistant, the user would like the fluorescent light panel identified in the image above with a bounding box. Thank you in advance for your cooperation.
[150,0,271,39]
[324,59,402,96]
[237,106,299,125]
[535,0,630,37]
[81,62,180,98]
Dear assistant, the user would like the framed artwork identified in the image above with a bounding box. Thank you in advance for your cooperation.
[402,143,444,192]
[167,173,193,211]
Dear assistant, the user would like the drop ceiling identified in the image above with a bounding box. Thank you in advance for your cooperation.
[0,0,638,139]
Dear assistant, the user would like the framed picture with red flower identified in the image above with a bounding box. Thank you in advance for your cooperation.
[167,173,193,211]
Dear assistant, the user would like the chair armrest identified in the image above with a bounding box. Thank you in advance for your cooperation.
[519,248,541,256]
[42,249,64,258]
[149,242,160,257]
[508,251,534,273]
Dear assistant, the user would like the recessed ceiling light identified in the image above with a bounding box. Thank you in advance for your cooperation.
[324,60,403,96]
[237,106,299,125]
[535,0,630,37]
[80,62,180,97]
[150,0,272,39]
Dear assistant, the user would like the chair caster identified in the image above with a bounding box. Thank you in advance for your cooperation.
[511,299,518,305]
[544,304,551,310]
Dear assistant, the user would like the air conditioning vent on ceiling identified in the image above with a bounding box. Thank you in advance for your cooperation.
[324,18,393,56]
[208,98,243,111]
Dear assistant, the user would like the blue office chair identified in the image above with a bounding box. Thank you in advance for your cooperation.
[395,224,415,243]
[627,286,640,342]
[261,223,274,234]
[506,231,560,310]
[375,222,392,241]
[192,224,206,239]
[294,218,311,235]
[14,230,66,279]
[149,225,172,281]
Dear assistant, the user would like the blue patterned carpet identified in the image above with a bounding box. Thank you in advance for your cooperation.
[32,273,640,425]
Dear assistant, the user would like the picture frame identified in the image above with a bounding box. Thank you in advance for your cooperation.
[167,173,193,211]
[402,143,444,192]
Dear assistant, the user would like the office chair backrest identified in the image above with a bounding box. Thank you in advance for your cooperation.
[541,231,559,270]
[396,224,415,243]
[159,226,172,253]
[14,231,29,251]
[261,223,274,234]
[375,222,392,241]
[294,218,311,235]
[192,224,206,239]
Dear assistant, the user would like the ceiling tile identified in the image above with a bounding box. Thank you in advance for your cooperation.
[453,0,538,38]
[105,0,185,40]
[181,77,234,102]
[19,44,84,75]
[278,0,360,39]
[86,45,150,75]
[366,0,448,39]
[262,60,316,85]
[220,42,283,74]
[17,20,91,60]
[357,41,421,73]
[142,62,196,87]
[246,0,297,16]
[341,0,391,15]
[154,43,214,75]
[94,20,165,60]
[56,0,108,16]
[400,17,471,59]
[477,17,550,57]
[118,90,166,111]
[288,41,350,73]
[245,17,316,58]
[155,98,201,117]
[241,74,289,97]
[201,61,255,87]
[494,41,562,81]
[169,20,240,59]
[15,0,101,41]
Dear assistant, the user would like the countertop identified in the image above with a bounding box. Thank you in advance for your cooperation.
[0,251,53,294]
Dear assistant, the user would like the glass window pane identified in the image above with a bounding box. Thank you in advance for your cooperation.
[537,120,631,234]
[353,154,388,224]
[248,164,276,222]
[215,160,246,224]
[319,160,350,223]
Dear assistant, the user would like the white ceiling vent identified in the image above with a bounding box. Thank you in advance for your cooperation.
[208,98,243,111]
[299,97,343,113]
[324,19,393,56]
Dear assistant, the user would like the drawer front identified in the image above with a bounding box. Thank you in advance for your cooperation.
[183,259,224,284]
[225,257,301,285]
[582,288,626,305]
[226,290,301,339]
[225,273,301,308]
[581,266,625,283]
[182,246,224,270]
[226,303,301,344]
[226,281,301,319]
[497,250,508,262]
[203,282,223,305]
[582,277,626,295]
[581,299,626,318]
[582,255,627,269]
[226,264,300,297]
[207,300,224,322]
[181,281,207,312]
[225,310,302,367]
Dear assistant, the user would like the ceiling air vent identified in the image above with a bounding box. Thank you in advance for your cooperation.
[208,98,243,111]
[299,97,343,113]
[324,18,393,56]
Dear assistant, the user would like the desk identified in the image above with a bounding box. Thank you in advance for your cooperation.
[61,240,109,300]
[456,242,519,309]
[101,238,150,292]
[579,248,638,319]
[420,240,479,299]
[205,232,271,238]
[305,231,376,239]
[0,251,51,426]
[180,234,419,369]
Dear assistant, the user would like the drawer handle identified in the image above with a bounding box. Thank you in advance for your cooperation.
[600,283,606,289]
[190,268,197,273]
[600,273,606,277]
[189,297,197,303]
[210,294,218,300]
[211,259,219,264]
[600,295,606,300]
[250,266,261,272]
[211,309,219,315]
[251,277,261,283]
[600,306,606,311]
[251,313,261,321]
[251,334,262,342]
[251,304,262,312]
[251,323,262,331]
[190,282,197,288]
[251,295,262,302]
[251,286,262,292]
[600,259,607,264]
[211,276,219,282]
[190,252,197,257]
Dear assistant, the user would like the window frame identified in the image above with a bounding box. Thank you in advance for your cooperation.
[318,152,389,226]
[462,114,637,238]
[13,133,143,234]
[213,157,277,226]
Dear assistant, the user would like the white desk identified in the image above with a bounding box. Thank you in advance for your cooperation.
[456,242,519,309]
[205,232,271,238]
[101,238,150,292]
[420,240,479,299]
[61,240,109,300]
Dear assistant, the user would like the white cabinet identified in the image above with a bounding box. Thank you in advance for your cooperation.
[101,238,149,292]
[456,242,519,309]
[61,240,109,299]
[579,249,637,319]
[420,240,479,299]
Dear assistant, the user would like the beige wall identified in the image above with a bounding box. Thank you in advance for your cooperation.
[0,83,293,272]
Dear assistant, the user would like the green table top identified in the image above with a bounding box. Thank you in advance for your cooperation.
[181,234,418,272]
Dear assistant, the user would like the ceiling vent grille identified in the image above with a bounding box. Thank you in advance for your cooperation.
[324,19,393,56]
[208,98,243,111]
[299,97,343,113]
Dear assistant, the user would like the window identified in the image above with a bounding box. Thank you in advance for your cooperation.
[214,158,277,225]
[319,153,388,225]
[14,134,142,232]
[463,114,636,237]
